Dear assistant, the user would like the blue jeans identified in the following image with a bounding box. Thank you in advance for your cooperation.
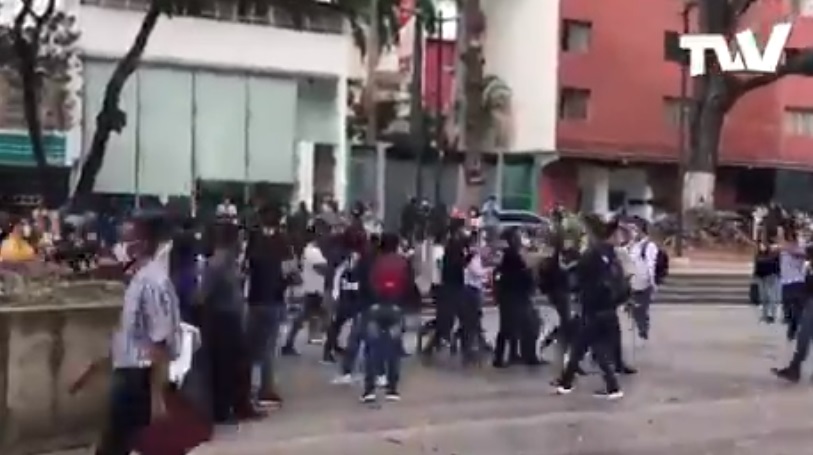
[756,275,781,320]
[791,299,813,368]
[631,287,653,339]
[364,303,404,392]
[340,313,366,375]
[248,304,286,396]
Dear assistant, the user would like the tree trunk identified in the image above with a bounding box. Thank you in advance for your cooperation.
[13,39,53,208]
[456,0,486,210]
[684,74,728,211]
[72,2,162,202]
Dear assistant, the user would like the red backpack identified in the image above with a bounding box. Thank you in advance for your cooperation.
[370,253,410,302]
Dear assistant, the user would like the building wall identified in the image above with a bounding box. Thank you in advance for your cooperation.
[74,4,352,203]
[482,0,559,154]
[558,0,813,169]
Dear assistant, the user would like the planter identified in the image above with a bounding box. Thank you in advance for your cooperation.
[0,300,120,454]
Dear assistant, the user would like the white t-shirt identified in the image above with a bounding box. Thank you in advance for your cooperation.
[301,242,327,294]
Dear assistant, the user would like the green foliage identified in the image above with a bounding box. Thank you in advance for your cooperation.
[0,1,79,128]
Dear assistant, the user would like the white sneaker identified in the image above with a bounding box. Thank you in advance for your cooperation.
[331,374,354,385]
[594,389,624,400]
[555,385,574,395]
[360,392,377,403]
[376,375,388,387]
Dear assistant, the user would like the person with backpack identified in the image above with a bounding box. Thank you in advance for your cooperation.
[554,215,627,400]
[362,232,413,402]
[627,219,660,340]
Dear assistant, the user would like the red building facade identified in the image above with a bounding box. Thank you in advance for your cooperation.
[546,0,813,213]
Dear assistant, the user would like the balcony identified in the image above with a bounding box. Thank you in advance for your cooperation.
[79,0,344,34]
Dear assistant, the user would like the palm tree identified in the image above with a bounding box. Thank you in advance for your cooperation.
[71,0,436,202]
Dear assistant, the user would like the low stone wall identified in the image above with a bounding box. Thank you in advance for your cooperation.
[0,301,119,455]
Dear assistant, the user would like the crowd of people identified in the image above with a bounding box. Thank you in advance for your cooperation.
[33,193,813,455]
[53,194,683,455]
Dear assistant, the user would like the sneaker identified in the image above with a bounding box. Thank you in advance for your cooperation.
[360,391,377,403]
[593,389,624,400]
[554,384,574,395]
[280,345,299,356]
[331,374,354,385]
[616,364,638,375]
[257,390,283,407]
[376,375,388,387]
[321,353,337,364]
[772,366,801,383]
[308,337,325,345]
[385,389,401,402]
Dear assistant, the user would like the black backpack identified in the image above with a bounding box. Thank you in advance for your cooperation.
[604,250,631,306]
[640,241,669,284]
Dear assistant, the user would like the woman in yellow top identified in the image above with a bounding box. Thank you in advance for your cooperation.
[0,221,36,262]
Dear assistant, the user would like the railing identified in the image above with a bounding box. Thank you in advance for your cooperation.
[80,0,344,34]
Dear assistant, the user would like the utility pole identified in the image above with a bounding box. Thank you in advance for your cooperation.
[676,4,691,257]
[410,12,425,201]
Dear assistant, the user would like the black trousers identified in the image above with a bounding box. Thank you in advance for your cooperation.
[285,292,325,347]
[427,285,478,357]
[205,310,245,422]
[783,282,806,340]
[494,300,538,364]
[542,291,576,350]
[96,368,152,455]
[559,311,621,391]
[324,299,358,356]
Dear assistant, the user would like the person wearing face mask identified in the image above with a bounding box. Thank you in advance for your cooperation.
[626,219,658,341]
[554,214,627,400]
[779,224,807,341]
[70,212,182,455]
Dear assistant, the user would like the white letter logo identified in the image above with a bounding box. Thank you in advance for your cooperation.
[679,23,792,76]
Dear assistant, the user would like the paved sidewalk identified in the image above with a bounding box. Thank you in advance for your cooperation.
[190,305,806,455]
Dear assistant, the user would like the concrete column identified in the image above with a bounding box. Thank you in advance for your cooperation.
[334,77,349,209]
[295,141,315,209]
[375,142,386,220]
[579,165,609,215]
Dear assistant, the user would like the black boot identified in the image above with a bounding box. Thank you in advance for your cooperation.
[492,333,508,368]
[772,363,801,383]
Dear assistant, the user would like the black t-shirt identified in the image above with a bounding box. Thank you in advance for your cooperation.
[577,242,618,316]
[246,229,292,305]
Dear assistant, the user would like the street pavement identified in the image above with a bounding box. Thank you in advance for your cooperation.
[191,304,813,455]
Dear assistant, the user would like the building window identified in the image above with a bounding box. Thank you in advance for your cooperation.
[784,108,813,136]
[561,20,592,53]
[663,31,686,63]
[791,0,813,16]
[559,88,591,120]
[79,0,343,33]
[663,97,690,128]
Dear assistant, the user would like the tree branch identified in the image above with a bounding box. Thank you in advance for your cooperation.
[729,0,759,19]
[729,49,813,100]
